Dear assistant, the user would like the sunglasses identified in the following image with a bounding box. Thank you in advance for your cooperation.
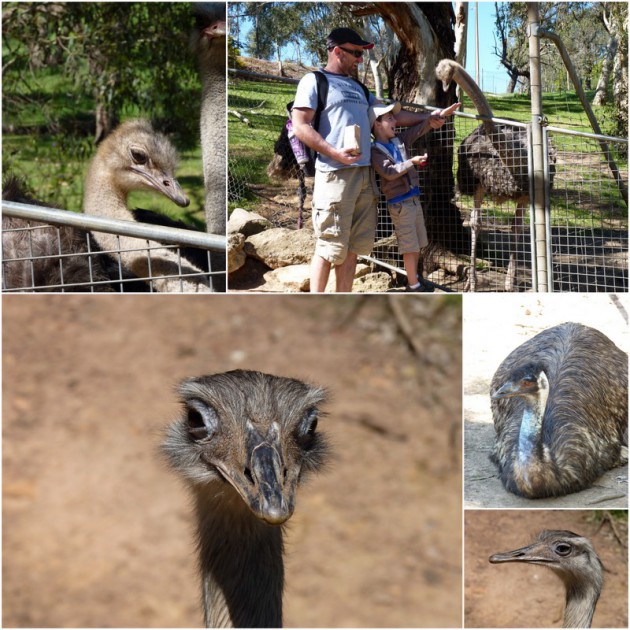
[336,45,364,58]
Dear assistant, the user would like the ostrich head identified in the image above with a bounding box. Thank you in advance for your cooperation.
[192,2,227,63]
[92,119,189,207]
[491,363,549,402]
[163,370,329,525]
[489,530,604,627]
[435,59,456,92]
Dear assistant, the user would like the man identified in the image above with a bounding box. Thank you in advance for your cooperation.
[292,27,458,293]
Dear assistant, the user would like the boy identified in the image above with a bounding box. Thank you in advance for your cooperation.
[370,101,459,292]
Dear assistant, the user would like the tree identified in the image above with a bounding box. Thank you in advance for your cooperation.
[2,2,200,144]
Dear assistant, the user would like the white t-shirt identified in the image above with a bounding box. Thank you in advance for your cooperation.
[293,69,375,171]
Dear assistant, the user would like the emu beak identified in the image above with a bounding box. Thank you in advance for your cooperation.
[248,442,295,525]
[491,381,521,400]
[131,166,190,207]
[490,541,552,566]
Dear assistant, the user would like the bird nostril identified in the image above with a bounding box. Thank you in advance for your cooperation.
[244,467,254,485]
[283,468,288,481]
[163,180,170,187]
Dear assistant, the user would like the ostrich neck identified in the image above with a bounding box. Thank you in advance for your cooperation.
[450,63,520,171]
[200,56,227,235]
[194,483,284,628]
[83,166,132,222]
[563,580,600,628]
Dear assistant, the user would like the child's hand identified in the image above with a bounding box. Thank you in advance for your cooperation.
[439,102,461,117]
[411,153,428,168]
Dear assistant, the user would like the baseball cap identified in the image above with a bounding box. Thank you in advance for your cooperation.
[369,101,402,127]
[326,27,374,50]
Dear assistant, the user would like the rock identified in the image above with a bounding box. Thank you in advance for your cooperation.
[244,228,316,269]
[353,272,393,293]
[262,264,311,292]
[227,233,246,273]
[228,208,273,236]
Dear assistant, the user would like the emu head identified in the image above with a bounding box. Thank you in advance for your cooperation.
[489,530,604,594]
[491,362,549,402]
[94,119,189,207]
[163,370,329,525]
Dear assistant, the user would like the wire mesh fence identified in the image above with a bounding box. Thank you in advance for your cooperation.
[2,202,226,293]
[228,67,627,292]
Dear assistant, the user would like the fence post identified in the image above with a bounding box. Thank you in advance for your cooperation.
[527,3,549,291]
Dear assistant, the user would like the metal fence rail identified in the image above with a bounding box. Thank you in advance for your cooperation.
[2,202,227,293]
[228,68,628,292]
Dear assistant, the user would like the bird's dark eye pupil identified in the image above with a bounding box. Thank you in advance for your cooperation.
[308,417,318,435]
[187,407,210,441]
[131,149,148,164]
[555,543,572,555]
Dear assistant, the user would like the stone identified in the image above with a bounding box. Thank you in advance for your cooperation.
[244,228,316,269]
[227,232,246,273]
[262,264,311,292]
[228,207,273,237]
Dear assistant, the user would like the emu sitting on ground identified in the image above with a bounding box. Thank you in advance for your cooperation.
[435,59,556,292]
[162,370,329,627]
[490,322,628,498]
[490,530,603,628]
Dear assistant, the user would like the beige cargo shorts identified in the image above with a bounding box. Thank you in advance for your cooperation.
[388,195,428,254]
[311,166,378,266]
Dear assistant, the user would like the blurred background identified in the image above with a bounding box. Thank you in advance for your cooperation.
[3,294,462,627]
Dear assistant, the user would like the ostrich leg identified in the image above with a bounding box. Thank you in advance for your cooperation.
[505,201,526,291]
[465,187,485,292]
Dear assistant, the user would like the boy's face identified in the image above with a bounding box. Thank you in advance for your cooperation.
[375,113,397,140]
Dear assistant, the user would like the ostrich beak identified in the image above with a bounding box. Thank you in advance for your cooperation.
[441,79,451,92]
[203,18,226,39]
[130,165,190,207]
[490,541,554,566]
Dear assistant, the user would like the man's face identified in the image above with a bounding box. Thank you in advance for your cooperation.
[334,42,365,75]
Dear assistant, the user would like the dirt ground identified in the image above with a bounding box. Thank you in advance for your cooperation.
[465,510,628,628]
[463,293,629,509]
[3,294,462,628]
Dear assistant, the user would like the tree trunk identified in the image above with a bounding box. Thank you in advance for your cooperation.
[373,1,469,255]
[592,35,616,106]
[453,1,468,108]
[367,49,383,99]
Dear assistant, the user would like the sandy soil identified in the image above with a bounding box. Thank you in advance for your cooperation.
[3,294,462,628]
[463,293,629,509]
[465,510,628,628]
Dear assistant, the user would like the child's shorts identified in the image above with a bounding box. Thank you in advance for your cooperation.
[388,195,428,254]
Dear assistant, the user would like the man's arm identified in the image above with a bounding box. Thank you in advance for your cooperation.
[292,107,362,167]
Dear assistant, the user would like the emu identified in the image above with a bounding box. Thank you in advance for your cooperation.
[490,322,628,498]
[162,370,329,627]
[83,118,213,292]
[490,530,603,628]
[435,59,556,292]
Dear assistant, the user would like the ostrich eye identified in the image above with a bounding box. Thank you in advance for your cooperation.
[130,148,148,165]
[296,408,319,446]
[554,543,572,556]
[186,399,219,442]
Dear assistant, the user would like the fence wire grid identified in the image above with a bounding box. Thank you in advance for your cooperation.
[228,68,628,292]
[2,203,226,293]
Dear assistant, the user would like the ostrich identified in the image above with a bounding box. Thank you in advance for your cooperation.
[2,176,118,291]
[490,322,628,499]
[193,2,227,237]
[162,369,329,628]
[435,59,556,292]
[83,118,213,292]
[489,530,603,628]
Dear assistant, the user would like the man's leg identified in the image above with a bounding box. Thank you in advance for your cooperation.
[335,251,358,292]
[310,254,332,293]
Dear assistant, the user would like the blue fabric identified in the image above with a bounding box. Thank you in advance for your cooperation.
[388,187,420,205]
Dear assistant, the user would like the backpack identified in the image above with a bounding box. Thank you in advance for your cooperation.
[286,70,371,174]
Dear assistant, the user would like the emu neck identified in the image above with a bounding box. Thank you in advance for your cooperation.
[83,165,132,222]
[563,580,600,628]
[517,387,549,466]
[194,482,284,628]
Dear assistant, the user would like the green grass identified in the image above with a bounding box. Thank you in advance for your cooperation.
[2,65,205,226]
